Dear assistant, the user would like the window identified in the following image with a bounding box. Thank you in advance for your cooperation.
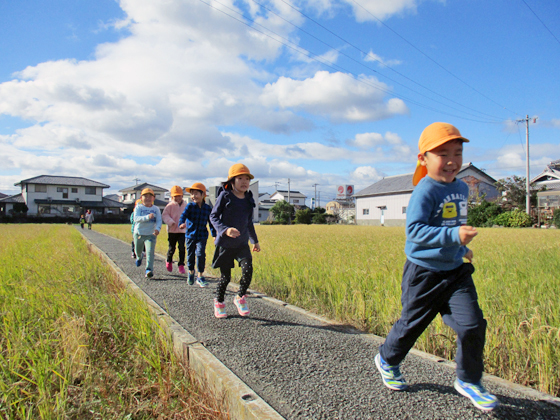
[293,199,299,203]
[402,206,407,214]
[35,184,47,193]
[363,208,369,215]
[85,187,96,195]
[71,188,78,193]
[57,187,69,199]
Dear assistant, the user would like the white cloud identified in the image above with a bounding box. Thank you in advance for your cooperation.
[342,0,421,22]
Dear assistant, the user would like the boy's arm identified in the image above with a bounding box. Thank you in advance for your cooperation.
[154,207,162,233]
[178,205,189,226]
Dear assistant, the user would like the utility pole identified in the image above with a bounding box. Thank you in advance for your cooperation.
[133,178,141,186]
[312,184,319,209]
[288,178,291,204]
[516,115,537,215]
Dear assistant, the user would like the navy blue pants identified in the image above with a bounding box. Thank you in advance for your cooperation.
[186,237,207,273]
[380,260,487,384]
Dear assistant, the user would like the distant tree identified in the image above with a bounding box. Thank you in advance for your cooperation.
[467,200,502,227]
[294,208,313,224]
[270,200,294,224]
[495,176,543,211]
[553,209,560,228]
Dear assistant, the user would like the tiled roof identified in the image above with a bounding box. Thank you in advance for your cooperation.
[15,175,110,188]
[0,193,25,203]
[118,182,168,193]
[272,190,307,198]
[0,192,7,199]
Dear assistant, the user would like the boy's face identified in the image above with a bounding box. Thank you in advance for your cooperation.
[233,175,251,193]
[190,190,203,204]
[172,195,183,204]
[419,139,463,184]
[142,193,154,206]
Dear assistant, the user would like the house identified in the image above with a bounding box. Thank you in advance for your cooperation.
[258,197,276,223]
[532,159,560,225]
[325,200,356,223]
[270,190,307,206]
[354,163,498,226]
[0,175,123,217]
[118,182,169,212]
[207,180,260,223]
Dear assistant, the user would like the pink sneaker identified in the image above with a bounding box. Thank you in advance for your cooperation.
[234,295,250,317]
[214,298,227,318]
[178,265,186,274]
[166,262,172,272]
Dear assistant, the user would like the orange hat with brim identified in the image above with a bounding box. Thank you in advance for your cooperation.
[184,182,207,197]
[170,185,183,197]
[141,188,155,196]
[412,122,469,186]
[228,163,254,181]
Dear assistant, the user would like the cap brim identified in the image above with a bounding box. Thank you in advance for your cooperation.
[412,161,427,186]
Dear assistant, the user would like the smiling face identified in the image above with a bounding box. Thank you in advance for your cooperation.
[419,139,464,184]
[172,195,183,204]
[141,193,154,206]
[233,174,251,194]
[190,190,203,204]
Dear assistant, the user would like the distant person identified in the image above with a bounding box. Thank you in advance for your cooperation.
[133,188,162,279]
[374,122,498,412]
[79,214,85,229]
[85,210,94,230]
[178,183,216,287]
[210,164,260,318]
[130,199,144,260]
[162,186,187,274]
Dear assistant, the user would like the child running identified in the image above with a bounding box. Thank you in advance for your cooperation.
[210,164,260,318]
[179,183,216,287]
[374,122,498,411]
[162,186,188,274]
[133,188,162,279]
[130,198,143,259]
[79,214,85,229]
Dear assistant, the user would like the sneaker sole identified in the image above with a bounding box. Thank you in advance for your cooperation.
[453,380,497,412]
[146,273,153,278]
[234,301,250,316]
[375,354,407,391]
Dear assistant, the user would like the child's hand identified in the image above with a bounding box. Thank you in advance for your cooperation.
[252,243,261,252]
[154,230,159,236]
[464,249,473,262]
[148,213,154,219]
[226,227,240,238]
[459,225,477,245]
[179,223,186,229]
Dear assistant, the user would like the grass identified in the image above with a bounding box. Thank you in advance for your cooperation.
[94,223,560,397]
[0,224,227,419]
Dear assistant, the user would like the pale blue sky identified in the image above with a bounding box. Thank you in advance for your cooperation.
[1,0,559,203]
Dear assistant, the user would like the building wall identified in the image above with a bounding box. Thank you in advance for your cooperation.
[23,183,103,215]
[356,193,412,226]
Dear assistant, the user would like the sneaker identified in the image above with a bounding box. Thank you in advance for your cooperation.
[178,265,186,274]
[374,353,408,391]
[187,273,195,285]
[145,270,154,279]
[454,379,498,412]
[196,277,208,288]
[214,298,227,318]
[131,252,136,259]
[135,258,142,267]
[166,262,172,272]
[234,295,250,316]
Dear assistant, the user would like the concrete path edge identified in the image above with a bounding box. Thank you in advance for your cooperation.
[82,236,285,420]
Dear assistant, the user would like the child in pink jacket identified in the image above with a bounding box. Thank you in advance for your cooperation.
[162,186,188,274]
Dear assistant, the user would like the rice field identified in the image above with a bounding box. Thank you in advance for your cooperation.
[95,223,560,397]
[0,224,227,419]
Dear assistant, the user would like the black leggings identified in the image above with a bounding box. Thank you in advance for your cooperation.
[215,259,253,303]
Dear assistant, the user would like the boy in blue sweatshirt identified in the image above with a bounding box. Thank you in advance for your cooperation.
[375,122,498,412]
[133,188,162,278]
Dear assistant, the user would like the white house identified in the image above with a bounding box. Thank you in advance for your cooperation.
[532,159,560,225]
[0,175,122,217]
[354,163,498,226]
[270,190,307,206]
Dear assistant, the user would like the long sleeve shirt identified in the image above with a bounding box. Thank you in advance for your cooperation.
[162,200,187,234]
[133,204,162,236]
[210,188,258,248]
[178,202,216,240]
[405,176,469,271]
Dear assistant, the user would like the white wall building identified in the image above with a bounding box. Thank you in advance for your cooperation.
[270,190,307,206]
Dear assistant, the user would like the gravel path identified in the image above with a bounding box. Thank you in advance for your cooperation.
[79,227,560,420]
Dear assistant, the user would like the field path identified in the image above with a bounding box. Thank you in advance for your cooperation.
[78,227,560,420]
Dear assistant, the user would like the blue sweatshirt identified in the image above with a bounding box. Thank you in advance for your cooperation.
[405,176,469,271]
[210,187,258,249]
[133,204,162,236]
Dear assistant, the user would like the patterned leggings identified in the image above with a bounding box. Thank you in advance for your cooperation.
[215,258,253,303]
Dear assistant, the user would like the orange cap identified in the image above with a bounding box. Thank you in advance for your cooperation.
[170,185,183,197]
[184,182,207,197]
[228,163,254,181]
[412,122,469,186]
[141,188,155,196]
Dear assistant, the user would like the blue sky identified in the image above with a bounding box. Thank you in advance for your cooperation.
[1,0,559,204]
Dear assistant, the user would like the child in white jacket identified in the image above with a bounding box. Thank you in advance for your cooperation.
[162,186,187,274]
[133,188,162,278]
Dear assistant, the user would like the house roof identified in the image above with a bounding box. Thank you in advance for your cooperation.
[33,197,126,208]
[531,161,560,184]
[119,182,168,193]
[0,193,25,203]
[271,190,307,199]
[354,163,495,198]
[15,175,110,188]
[0,192,7,199]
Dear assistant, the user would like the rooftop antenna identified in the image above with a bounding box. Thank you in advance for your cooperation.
[133,178,141,186]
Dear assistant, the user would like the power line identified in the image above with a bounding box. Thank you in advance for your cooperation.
[521,0,560,47]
